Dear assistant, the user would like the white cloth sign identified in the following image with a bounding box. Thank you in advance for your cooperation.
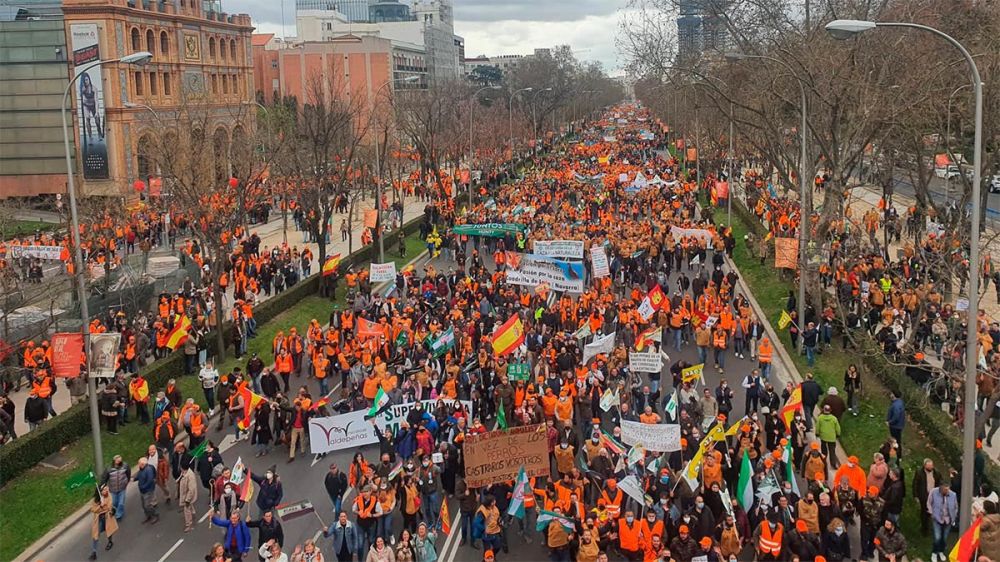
[532,240,585,260]
[618,475,646,504]
[9,245,63,260]
[620,420,681,452]
[629,352,663,374]
[369,262,397,283]
[308,410,377,454]
[590,247,610,278]
[582,332,615,364]
[637,297,656,321]
[506,254,585,293]
[670,225,714,244]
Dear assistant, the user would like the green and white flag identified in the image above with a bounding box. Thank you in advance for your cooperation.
[368,387,390,417]
[496,398,508,430]
[573,323,592,340]
[737,449,754,510]
[508,466,529,519]
[427,327,455,357]
[665,390,678,420]
[536,509,575,533]
[783,439,800,496]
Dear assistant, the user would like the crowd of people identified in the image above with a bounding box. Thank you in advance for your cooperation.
[9,102,1000,562]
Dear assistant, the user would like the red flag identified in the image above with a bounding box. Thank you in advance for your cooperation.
[51,333,84,378]
[949,516,982,561]
[440,500,452,535]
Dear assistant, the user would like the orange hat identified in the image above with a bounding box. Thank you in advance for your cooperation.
[699,536,712,547]
[764,458,774,467]
[717,414,726,421]
[810,442,820,450]
[484,549,495,559]
[680,438,688,447]
[847,455,859,464]
[868,485,879,496]
[977,439,983,449]
[795,520,808,532]
[741,424,751,433]
[815,471,825,481]
[597,498,607,506]
[780,438,788,446]
[607,479,616,488]
[772,450,783,460]
[914,352,925,360]
[816,557,827,562]
[592,418,601,424]
[679,524,689,534]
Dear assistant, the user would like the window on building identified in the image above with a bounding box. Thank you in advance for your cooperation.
[230,39,237,61]
[209,37,216,60]
[219,39,227,61]
[270,59,278,69]
[162,72,171,95]
[131,28,141,51]
[160,31,169,56]
[232,73,239,95]
[134,71,144,95]
[148,71,157,95]
[222,74,228,94]
[211,74,217,93]
[146,29,155,53]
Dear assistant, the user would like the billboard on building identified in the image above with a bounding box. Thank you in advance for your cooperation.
[70,23,109,179]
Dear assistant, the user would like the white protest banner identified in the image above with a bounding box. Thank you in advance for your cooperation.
[629,352,663,374]
[505,253,585,293]
[670,225,714,245]
[8,245,64,261]
[309,410,376,454]
[620,420,682,452]
[618,475,647,504]
[369,262,397,283]
[590,247,610,279]
[532,240,585,260]
[582,332,615,364]
[376,398,473,438]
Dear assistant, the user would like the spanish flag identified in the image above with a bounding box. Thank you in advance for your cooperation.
[322,254,341,277]
[949,516,981,561]
[236,382,266,431]
[165,315,191,350]
[492,314,525,356]
[780,384,802,431]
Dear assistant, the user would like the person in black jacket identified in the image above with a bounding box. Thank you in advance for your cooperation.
[325,463,349,516]
[913,459,942,536]
[247,510,284,560]
[822,517,851,562]
[880,468,905,524]
[799,372,822,431]
[250,468,284,518]
[194,441,223,491]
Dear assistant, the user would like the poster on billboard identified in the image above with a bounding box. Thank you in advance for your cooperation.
[70,24,109,179]
[590,246,610,278]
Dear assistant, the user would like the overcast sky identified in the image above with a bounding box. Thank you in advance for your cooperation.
[239,0,629,73]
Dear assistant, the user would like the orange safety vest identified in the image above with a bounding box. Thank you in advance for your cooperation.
[619,519,641,551]
[32,378,52,399]
[190,413,206,437]
[313,356,329,379]
[355,495,378,518]
[275,354,293,374]
[713,331,727,349]
[155,418,175,441]
[758,339,773,363]
[601,488,623,518]
[758,523,783,555]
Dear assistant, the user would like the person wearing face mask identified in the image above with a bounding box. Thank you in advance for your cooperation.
[715,379,734,420]
[618,510,642,561]
[687,495,716,541]
[250,468,284,519]
[800,442,827,483]
[638,511,664,551]
[554,439,576,478]
[796,492,820,535]
[821,517,850,562]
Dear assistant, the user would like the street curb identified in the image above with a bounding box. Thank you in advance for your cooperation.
[14,247,433,562]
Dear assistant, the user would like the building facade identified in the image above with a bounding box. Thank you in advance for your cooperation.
[1,0,254,199]
[676,0,729,62]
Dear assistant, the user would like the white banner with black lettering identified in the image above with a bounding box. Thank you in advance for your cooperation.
[505,253,585,293]
[620,420,681,452]
[532,240,585,260]
[309,398,473,454]
[369,262,397,283]
[8,245,63,261]
[590,247,610,278]
[582,332,615,364]
[628,352,663,374]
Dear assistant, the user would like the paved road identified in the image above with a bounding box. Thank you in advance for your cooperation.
[23,237,822,562]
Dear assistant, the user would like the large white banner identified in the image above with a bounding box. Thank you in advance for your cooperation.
[621,420,681,452]
[369,262,397,283]
[506,253,585,293]
[670,225,714,245]
[309,398,474,454]
[8,245,64,261]
[532,240,585,260]
[70,24,109,179]
[308,410,376,454]
[582,332,615,364]
[590,247,610,278]
[629,352,663,373]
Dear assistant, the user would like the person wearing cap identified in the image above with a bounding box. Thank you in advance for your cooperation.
[859,485,885,560]
[481,548,495,562]
[832,455,866,496]
[814,405,841,469]
[785,519,820,560]
[599,479,622,520]
[753,514,785,561]
[618,510,642,561]
[668,523,698,561]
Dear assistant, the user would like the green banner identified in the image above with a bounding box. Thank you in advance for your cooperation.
[507,363,531,381]
[452,223,527,238]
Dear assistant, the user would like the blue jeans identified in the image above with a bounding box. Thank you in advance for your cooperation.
[111,490,126,520]
[714,348,726,370]
[933,520,953,553]
[805,345,816,367]
[330,494,343,516]
[673,329,683,351]
[318,377,329,396]
[483,533,502,553]
[697,346,707,364]
[421,492,440,527]
[461,511,474,542]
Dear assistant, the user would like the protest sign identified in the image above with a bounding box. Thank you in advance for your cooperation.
[369,262,397,283]
[582,332,615,364]
[628,352,663,374]
[308,410,376,454]
[51,333,84,378]
[89,332,121,379]
[464,424,549,488]
[8,245,63,261]
[507,363,531,381]
[618,475,648,505]
[532,240,584,260]
[669,225,714,245]
[620,420,681,452]
[681,363,705,384]
[505,252,585,293]
[590,247,610,278]
[452,223,526,238]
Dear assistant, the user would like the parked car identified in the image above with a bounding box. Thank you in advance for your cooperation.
[988,174,1000,193]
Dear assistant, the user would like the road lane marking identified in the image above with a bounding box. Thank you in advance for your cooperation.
[157,538,184,562]
[439,511,462,562]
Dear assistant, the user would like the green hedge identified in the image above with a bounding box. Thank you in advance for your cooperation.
[0,212,430,485]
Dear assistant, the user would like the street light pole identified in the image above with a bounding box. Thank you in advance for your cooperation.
[826,18,984,532]
[468,85,500,209]
[727,101,734,226]
[61,51,153,478]
[509,87,533,157]
[726,52,809,351]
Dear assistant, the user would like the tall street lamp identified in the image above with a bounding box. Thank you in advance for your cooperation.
[62,50,153,477]
[826,17,985,533]
[727,51,810,351]
[468,85,501,208]
[509,87,533,155]
[372,75,419,264]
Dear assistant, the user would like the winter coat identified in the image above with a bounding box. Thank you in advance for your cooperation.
[251,474,284,511]
[326,520,360,556]
[90,495,118,540]
[134,463,157,494]
[211,516,252,554]
[814,413,841,442]
[179,468,199,505]
[366,545,395,562]
[102,463,131,493]
[247,516,285,548]
[874,527,907,557]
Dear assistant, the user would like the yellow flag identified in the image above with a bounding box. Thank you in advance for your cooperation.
[778,310,792,330]
[725,416,746,437]
[681,363,704,384]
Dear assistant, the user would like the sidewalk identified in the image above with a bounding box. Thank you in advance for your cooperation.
[5,194,426,437]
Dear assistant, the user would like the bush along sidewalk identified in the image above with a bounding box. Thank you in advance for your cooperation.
[724,196,998,556]
[0,226,429,562]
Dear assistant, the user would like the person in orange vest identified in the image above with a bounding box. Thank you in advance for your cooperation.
[153,410,176,451]
[274,349,294,393]
[129,373,151,424]
[313,352,331,395]
[712,325,728,373]
[32,369,58,417]
[123,335,139,374]
[758,335,774,379]
[753,514,785,561]
[618,509,642,561]
[185,404,208,450]
[352,486,383,553]
[600,479,623,520]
